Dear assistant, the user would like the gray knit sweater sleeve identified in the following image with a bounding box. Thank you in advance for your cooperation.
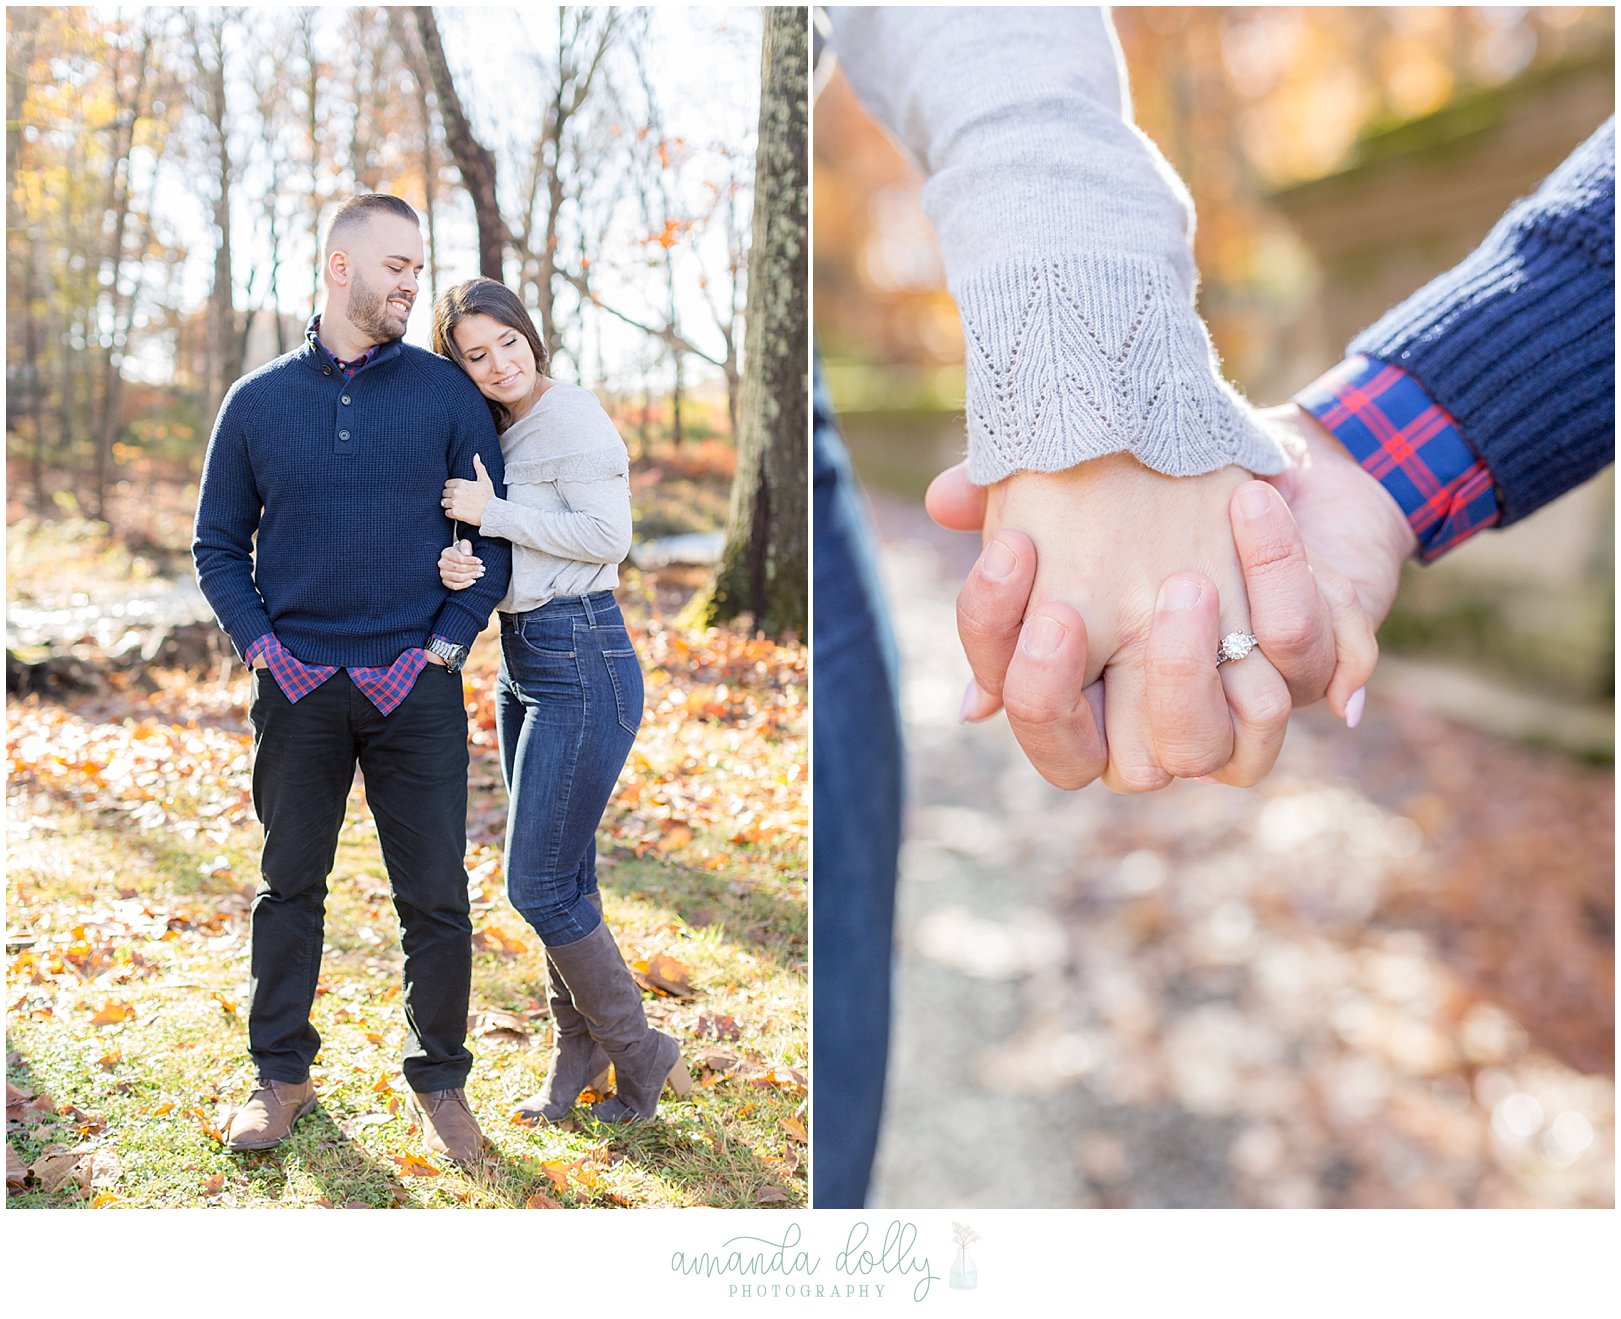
[828,6,1284,483]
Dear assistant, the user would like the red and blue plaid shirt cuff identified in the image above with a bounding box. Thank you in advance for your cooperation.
[1293,354,1502,564]
[349,648,431,716]
[245,633,337,703]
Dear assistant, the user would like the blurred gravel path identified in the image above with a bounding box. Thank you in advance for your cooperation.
[863,492,1613,1209]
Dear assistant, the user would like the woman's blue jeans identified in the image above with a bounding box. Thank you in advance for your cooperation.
[812,367,905,1207]
[496,591,643,948]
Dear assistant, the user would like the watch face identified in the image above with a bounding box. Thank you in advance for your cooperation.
[428,639,465,670]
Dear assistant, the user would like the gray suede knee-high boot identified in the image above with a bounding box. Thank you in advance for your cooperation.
[547,920,691,1124]
[514,895,611,1124]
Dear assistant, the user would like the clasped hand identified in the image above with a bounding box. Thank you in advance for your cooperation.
[926,405,1412,792]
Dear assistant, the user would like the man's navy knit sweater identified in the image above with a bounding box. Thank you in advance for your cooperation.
[193,336,513,666]
[1351,117,1614,525]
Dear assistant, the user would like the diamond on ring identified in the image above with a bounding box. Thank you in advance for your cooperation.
[1217,631,1259,666]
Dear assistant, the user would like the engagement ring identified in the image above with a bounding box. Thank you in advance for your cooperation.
[1217,631,1259,666]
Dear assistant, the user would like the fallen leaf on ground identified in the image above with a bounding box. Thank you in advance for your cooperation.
[756,1185,791,1205]
[525,1191,563,1209]
[97,1051,122,1070]
[66,1106,107,1136]
[780,1117,807,1144]
[631,952,696,998]
[7,1086,53,1126]
[212,992,237,1016]
[201,1173,225,1197]
[749,1067,807,1096]
[695,1013,742,1041]
[472,924,528,957]
[90,1001,135,1026]
[468,1010,530,1045]
[338,1113,392,1138]
[190,1108,225,1143]
[7,1143,26,1188]
[30,1144,120,1195]
[392,1152,440,1177]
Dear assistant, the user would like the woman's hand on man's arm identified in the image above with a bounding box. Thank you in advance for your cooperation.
[439,540,486,592]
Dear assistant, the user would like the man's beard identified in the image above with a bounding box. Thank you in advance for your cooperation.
[348,270,410,342]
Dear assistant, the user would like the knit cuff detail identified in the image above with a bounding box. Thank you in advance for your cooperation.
[479,498,521,547]
[953,252,1286,485]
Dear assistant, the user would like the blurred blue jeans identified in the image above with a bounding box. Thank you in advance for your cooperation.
[812,364,905,1207]
[496,591,642,948]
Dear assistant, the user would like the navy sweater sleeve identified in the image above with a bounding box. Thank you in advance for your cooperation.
[193,375,274,660]
[428,365,513,648]
[1349,117,1615,526]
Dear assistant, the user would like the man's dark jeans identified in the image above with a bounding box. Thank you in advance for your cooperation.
[246,665,473,1092]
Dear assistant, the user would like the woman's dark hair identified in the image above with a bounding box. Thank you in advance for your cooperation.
[430,277,551,431]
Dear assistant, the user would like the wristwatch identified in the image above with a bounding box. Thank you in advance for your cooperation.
[425,636,468,673]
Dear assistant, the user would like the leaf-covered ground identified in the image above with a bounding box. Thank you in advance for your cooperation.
[6,503,806,1210]
[866,493,1613,1210]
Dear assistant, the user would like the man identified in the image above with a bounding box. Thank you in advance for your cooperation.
[193,193,512,1164]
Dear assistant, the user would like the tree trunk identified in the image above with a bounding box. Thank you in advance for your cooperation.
[392,11,441,308]
[638,375,653,455]
[412,6,505,279]
[670,346,685,449]
[7,8,46,507]
[706,9,807,638]
[192,11,244,427]
[92,23,154,522]
[26,253,46,509]
[299,9,322,303]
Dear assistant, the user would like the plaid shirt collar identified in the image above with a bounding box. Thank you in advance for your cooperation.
[305,314,388,377]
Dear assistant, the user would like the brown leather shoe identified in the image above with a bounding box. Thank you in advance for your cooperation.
[412,1087,486,1166]
[224,1077,316,1151]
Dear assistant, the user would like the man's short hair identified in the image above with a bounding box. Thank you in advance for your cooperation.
[323,194,420,259]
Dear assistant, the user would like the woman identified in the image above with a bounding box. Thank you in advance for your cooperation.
[430,276,690,1124]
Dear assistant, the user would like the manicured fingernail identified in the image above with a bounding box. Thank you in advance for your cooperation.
[1239,484,1273,519]
[1021,613,1067,659]
[959,679,985,723]
[1345,687,1366,729]
[1160,577,1202,614]
[979,538,1017,581]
